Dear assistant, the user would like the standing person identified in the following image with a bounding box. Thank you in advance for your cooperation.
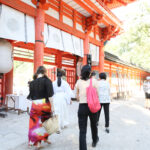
[27,66,54,149]
[143,79,148,109]
[97,72,111,133]
[144,76,150,109]
[53,69,73,133]
[75,65,99,150]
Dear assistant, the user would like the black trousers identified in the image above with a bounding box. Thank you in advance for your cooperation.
[97,103,110,127]
[78,104,98,150]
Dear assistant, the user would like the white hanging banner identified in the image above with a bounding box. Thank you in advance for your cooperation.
[89,43,99,65]
[0,39,13,73]
[26,15,35,43]
[80,39,84,57]
[72,35,83,57]
[96,46,99,62]
[46,25,64,51]
[90,43,97,61]
[0,4,25,42]
[61,31,75,54]
[44,24,49,45]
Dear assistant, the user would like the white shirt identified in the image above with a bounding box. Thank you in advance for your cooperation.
[98,80,110,103]
[53,79,73,104]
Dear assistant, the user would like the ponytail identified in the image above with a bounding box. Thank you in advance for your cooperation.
[57,76,61,87]
[57,69,63,87]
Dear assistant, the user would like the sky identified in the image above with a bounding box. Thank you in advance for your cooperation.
[111,0,150,30]
[112,0,140,22]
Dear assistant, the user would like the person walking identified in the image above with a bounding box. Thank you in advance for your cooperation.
[143,79,148,109]
[53,69,73,133]
[27,66,54,149]
[97,72,111,133]
[144,76,150,109]
[75,65,99,150]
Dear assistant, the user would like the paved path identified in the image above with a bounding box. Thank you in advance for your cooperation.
[0,95,150,150]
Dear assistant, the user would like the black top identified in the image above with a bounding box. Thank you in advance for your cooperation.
[27,76,54,102]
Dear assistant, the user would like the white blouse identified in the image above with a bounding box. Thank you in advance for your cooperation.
[98,80,110,103]
[53,79,73,104]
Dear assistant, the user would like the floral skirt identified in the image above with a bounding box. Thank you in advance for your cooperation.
[28,99,51,146]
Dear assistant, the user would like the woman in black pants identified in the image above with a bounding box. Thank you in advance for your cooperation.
[75,65,99,150]
[97,72,111,133]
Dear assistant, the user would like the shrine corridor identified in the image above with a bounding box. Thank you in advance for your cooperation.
[0,93,150,150]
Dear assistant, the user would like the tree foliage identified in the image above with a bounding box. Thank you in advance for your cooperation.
[105,0,150,70]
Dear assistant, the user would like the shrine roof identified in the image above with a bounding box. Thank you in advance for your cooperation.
[100,0,137,9]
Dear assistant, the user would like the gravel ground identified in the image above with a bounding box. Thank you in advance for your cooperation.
[0,94,150,150]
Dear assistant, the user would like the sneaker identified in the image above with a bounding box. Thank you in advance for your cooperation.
[92,137,99,147]
[105,128,109,133]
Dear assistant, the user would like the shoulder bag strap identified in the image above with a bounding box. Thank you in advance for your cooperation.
[90,78,92,87]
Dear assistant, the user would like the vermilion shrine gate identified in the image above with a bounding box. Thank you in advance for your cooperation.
[0,0,137,105]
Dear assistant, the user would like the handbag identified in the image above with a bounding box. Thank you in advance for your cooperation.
[42,115,59,135]
[86,78,101,113]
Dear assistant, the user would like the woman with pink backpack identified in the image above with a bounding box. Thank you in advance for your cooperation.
[75,65,100,150]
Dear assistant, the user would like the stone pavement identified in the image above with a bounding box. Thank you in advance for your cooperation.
[0,94,150,150]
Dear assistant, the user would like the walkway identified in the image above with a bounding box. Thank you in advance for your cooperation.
[0,94,150,150]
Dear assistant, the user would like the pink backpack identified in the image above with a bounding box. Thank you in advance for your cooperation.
[86,78,101,113]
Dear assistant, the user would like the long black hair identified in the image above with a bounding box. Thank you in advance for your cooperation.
[80,65,91,81]
[57,69,63,87]
[33,66,47,80]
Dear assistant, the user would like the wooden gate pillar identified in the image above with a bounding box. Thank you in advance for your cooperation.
[56,52,62,68]
[99,42,104,73]
[83,33,89,65]
[5,69,13,95]
[34,2,45,73]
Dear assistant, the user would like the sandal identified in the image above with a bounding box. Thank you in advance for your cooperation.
[36,143,44,150]
[45,140,51,144]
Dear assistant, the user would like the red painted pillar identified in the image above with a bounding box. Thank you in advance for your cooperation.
[140,72,142,90]
[5,69,13,95]
[56,52,62,68]
[83,33,89,65]
[99,42,104,73]
[34,5,45,73]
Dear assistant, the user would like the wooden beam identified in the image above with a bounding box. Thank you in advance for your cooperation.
[45,14,85,39]
[59,0,63,22]
[117,0,127,5]
[73,0,94,15]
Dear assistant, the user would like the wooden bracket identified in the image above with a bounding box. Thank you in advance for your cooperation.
[84,13,103,34]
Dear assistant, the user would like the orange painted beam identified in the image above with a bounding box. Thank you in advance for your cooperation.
[45,14,85,39]
[13,42,34,50]
[14,56,56,66]
[73,10,77,29]
[59,0,63,22]
[89,37,101,46]
[14,57,33,63]
[73,0,93,15]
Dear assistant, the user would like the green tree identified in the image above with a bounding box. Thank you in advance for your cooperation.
[105,0,150,70]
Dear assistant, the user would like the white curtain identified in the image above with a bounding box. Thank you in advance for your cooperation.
[72,35,83,57]
[45,25,64,51]
[0,4,25,42]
